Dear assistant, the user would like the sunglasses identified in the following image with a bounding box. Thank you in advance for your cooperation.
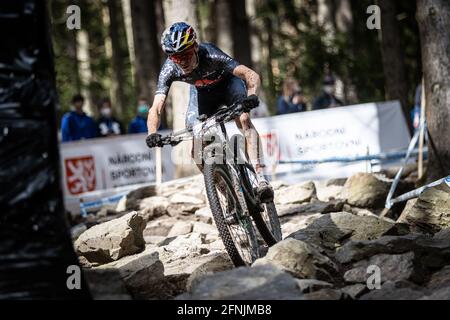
[169,46,196,64]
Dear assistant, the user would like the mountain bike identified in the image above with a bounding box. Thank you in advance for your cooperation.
[155,99,282,266]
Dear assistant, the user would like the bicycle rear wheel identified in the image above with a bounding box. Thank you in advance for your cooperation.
[204,162,260,266]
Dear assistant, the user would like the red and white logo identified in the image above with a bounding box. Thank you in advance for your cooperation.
[65,156,96,195]
[261,132,280,162]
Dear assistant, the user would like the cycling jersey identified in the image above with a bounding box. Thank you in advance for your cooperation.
[156,42,240,96]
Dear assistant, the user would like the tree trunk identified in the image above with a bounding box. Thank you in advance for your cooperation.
[214,0,233,56]
[105,0,127,118]
[229,0,252,67]
[129,0,161,101]
[163,0,199,178]
[75,29,95,116]
[334,0,358,104]
[417,0,450,181]
[121,0,136,86]
[378,0,412,134]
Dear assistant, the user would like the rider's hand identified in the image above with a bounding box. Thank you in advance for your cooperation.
[242,94,259,111]
[146,133,162,148]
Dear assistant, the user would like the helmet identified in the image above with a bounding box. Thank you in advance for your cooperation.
[161,22,197,55]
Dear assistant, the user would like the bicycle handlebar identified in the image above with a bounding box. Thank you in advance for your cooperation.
[157,98,258,147]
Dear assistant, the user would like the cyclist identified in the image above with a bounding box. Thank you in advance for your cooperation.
[145,22,273,201]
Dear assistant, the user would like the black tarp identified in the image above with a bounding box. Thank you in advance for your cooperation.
[0,0,91,299]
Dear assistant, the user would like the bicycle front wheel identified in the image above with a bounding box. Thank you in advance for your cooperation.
[204,162,260,266]
[240,163,283,246]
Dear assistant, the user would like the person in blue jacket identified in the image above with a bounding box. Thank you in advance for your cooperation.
[128,98,150,134]
[61,94,98,142]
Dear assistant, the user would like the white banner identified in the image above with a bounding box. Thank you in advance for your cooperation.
[60,130,174,197]
[225,100,410,182]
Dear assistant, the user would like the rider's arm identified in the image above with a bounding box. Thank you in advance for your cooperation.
[233,65,261,96]
[147,94,166,134]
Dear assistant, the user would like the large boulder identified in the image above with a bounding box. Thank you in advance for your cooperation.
[277,200,344,217]
[275,182,317,205]
[185,252,234,291]
[98,249,168,299]
[339,173,391,208]
[164,232,206,261]
[359,280,426,300]
[253,238,339,283]
[75,211,146,264]
[335,234,450,272]
[167,221,193,237]
[177,265,303,300]
[343,252,420,284]
[287,212,398,251]
[83,268,132,300]
[295,279,334,293]
[397,186,450,234]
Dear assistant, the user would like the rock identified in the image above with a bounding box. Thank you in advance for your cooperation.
[281,213,322,236]
[253,238,339,283]
[426,266,450,290]
[339,173,391,208]
[434,227,450,240]
[194,207,213,224]
[335,234,450,271]
[343,252,419,284]
[341,284,368,299]
[275,181,316,205]
[75,211,146,264]
[167,221,193,237]
[170,193,204,205]
[178,265,303,300]
[420,287,450,300]
[96,205,120,219]
[83,268,132,300]
[397,186,450,234]
[98,248,168,299]
[144,217,177,237]
[185,252,234,291]
[144,235,167,245]
[192,221,217,236]
[277,200,344,217]
[342,204,379,217]
[119,185,158,211]
[295,279,334,293]
[271,180,289,190]
[326,178,347,187]
[139,196,170,222]
[168,203,204,216]
[302,288,348,300]
[288,212,397,251]
[359,280,425,300]
[164,233,205,261]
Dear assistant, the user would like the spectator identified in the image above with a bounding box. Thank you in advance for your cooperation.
[312,75,343,110]
[96,98,124,137]
[128,98,149,134]
[276,78,307,115]
[61,94,98,142]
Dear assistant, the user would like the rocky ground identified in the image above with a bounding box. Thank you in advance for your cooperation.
[71,168,450,300]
